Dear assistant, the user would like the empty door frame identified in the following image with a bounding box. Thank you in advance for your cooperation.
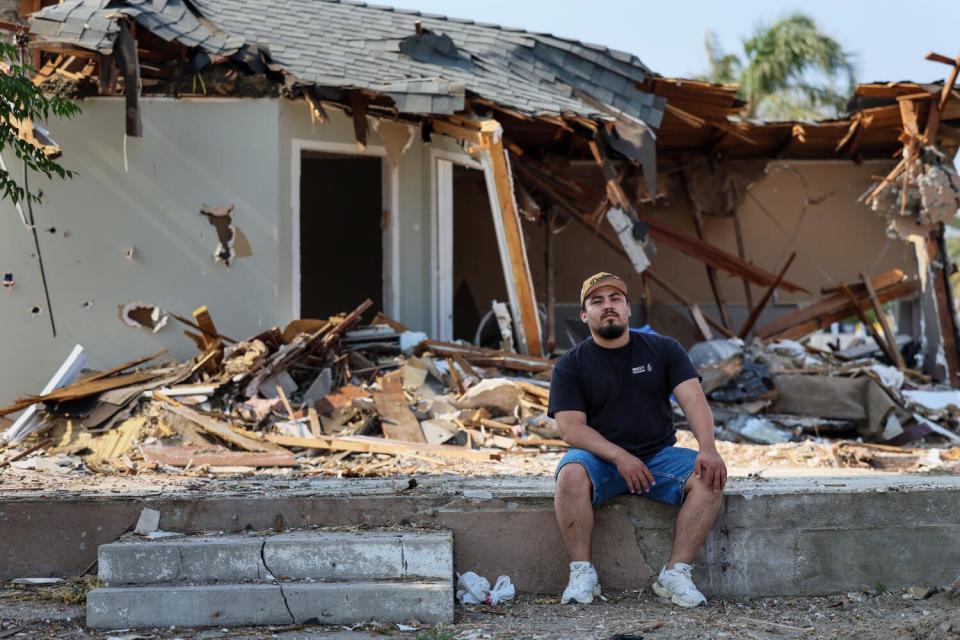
[431,147,482,341]
[290,139,399,321]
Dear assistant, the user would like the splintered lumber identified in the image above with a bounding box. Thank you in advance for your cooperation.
[637,215,808,294]
[514,380,550,403]
[861,271,907,370]
[170,313,237,344]
[476,120,544,357]
[78,349,168,384]
[755,270,918,340]
[264,433,501,462]
[373,392,426,443]
[839,283,897,364]
[141,444,297,467]
[416,340,553,372]
[0,370,161,417]
[152,392,282,453]
[738,252,797,338]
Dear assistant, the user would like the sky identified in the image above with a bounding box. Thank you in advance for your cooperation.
[379,0,960,85]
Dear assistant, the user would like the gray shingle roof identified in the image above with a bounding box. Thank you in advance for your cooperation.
[29,0,665,125]
[29,0,243,56]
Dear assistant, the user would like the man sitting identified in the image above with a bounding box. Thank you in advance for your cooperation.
[549,272,727,607]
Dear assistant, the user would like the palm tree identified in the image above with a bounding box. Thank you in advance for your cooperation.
[702,13,856,121]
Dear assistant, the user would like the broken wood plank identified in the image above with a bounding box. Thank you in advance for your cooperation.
[152,392,281,452]
[141,444,297,467]
[738,252,797,338]
[860,271,907,370]
[839,283,898,365]
[373,392,426,443]
[477,120,544,357]
[0,438,52,468]
[638,215,808,293]
[170,312,237,344]
[264,433,500,462]
[755,271,917,341]
[78,349,168,384]
[0,370,161,417]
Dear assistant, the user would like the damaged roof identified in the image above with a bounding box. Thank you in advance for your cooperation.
[29,0,244,56]
[30,0,667,124]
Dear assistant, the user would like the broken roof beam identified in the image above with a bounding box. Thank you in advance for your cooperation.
[433,117,544,357]
[754,270,918,341]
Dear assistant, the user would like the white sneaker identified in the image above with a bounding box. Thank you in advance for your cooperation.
[652,563,707,607]
[561,561,601,604]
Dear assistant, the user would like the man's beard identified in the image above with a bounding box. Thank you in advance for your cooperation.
[596,321,627,340]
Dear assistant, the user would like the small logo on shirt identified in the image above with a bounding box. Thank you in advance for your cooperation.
[632,363,653,374]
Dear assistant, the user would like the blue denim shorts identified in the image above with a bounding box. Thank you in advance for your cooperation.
[555,446,697,507]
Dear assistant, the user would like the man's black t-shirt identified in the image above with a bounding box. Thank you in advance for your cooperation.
[547,332,699,460]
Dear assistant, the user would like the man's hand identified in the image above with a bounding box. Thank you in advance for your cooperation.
[614,452,655,494]
[695,448,727,493]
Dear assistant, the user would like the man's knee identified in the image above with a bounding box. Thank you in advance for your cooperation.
[685,474,723,502]
[556,463,592,501]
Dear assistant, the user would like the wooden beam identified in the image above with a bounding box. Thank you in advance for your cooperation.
[153,392,284,453]
[738,252,796,338]
[929,234,960,385]
[860,271,907,370]
[755,271,918,341]
[264,433,501,462]
[477,120,544,357]
[839,283,898,364]
[688,193,731,330]
[545,212,556,353]
[732,208,754,311]
[430,119,483,145]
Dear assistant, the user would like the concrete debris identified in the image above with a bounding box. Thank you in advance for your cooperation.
[133,508,161,535]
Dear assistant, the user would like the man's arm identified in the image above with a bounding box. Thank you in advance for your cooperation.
[555,410,655,494]
[673,378,727,493]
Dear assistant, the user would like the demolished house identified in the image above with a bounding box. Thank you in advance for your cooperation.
[2,0,960,476]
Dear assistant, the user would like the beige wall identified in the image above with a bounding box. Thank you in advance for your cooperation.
[522,159,916,315]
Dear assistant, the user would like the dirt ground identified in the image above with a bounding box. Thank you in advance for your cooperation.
[3,583,959,640]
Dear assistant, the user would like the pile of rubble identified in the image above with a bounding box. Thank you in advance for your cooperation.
[2,296,960,479]
[0,300,565,477]
[693,333,960,472]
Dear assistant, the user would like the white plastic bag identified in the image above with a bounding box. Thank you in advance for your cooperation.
[456,571,516,605]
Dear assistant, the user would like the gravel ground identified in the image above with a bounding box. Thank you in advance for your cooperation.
[3,582,959,640]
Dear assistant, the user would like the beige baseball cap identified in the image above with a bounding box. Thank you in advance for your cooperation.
[580,272,628,306]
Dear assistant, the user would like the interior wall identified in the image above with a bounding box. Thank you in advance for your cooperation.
[522,159,916,343]
[0,97,282,407]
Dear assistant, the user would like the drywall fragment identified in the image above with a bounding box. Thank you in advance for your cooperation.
[199,204,253,266]
[3,272,13,289]
[134,508,160,535]
[81,300,93,309]
[373,118,415,169]
[123,247,136,260]
[29,305,43,316]
[119,302,169,333]
[607,207,651,273]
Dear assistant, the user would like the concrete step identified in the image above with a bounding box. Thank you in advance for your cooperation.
[86,581,454,629]
[98,529,453,585]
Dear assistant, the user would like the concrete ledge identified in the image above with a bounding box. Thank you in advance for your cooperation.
[5,475,960,597]
[97,530,453,585]
[86,581,454,629]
